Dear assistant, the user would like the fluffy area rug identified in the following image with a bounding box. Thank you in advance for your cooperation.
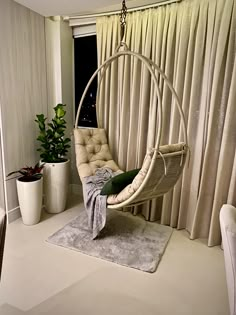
[47,210,172,273]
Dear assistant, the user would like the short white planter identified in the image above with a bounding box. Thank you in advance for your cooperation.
[16,177,43,225]
[43,160,70,214]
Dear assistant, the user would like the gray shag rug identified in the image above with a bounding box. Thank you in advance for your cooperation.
[47,210,172,273]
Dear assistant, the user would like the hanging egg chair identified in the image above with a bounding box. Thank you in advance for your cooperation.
[74,1,189,210]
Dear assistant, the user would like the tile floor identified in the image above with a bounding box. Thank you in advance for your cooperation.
[0,194,230,314]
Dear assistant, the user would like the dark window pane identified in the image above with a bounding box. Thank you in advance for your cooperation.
[74,35,98,127]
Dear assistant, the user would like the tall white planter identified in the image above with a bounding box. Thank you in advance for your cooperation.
[16,177,43,225]
[43,160,70,214]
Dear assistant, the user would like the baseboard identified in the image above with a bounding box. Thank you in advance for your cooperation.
[7,185,83,224]
[70,184,83,197]
[8,206,21,223]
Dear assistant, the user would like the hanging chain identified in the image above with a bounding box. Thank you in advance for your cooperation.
[120,0,127,41]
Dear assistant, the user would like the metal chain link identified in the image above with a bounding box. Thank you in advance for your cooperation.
[120,0,127,41]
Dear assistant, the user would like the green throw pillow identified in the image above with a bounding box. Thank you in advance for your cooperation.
[100,168,141,196]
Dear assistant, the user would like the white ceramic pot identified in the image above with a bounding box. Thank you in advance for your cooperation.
[43,160,70,214]
[16,177,43,225]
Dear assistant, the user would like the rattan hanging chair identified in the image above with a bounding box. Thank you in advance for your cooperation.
[74,3,189,210]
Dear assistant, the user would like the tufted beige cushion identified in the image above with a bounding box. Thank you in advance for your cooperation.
[74,128,120,179]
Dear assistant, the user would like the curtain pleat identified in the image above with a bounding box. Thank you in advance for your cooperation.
[96,0,236,246]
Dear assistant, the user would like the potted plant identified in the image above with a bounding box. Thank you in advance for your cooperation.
[8,163,44,225]
[35,103,71,214]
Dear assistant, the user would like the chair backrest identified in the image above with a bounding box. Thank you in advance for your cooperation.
[74,128,120,179]
[220,204,236,315]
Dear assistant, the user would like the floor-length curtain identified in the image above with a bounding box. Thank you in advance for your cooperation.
[96,0,236,246]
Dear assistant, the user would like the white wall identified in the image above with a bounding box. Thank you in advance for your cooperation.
[45,17,62,113]
[0,3,77,220]
[45,17,73,121]
[0,0,48,220]
[45,17,79,189]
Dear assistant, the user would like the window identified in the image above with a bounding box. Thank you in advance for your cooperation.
[74,35,98,127]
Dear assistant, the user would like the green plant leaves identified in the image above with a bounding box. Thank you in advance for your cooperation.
[56,108,65,118]
[35,114,46,131]
[7,162,44,180]
[35,104,71,163]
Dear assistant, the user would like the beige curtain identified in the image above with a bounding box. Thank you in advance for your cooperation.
[96,0,236,246]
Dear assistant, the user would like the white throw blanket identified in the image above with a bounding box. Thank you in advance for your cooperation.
[82,167,118,239]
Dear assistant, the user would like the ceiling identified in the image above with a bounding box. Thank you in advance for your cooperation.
[13,0,163,17]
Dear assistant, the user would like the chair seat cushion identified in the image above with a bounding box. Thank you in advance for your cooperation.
[107,150,153,205]
[100,168,141,195]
